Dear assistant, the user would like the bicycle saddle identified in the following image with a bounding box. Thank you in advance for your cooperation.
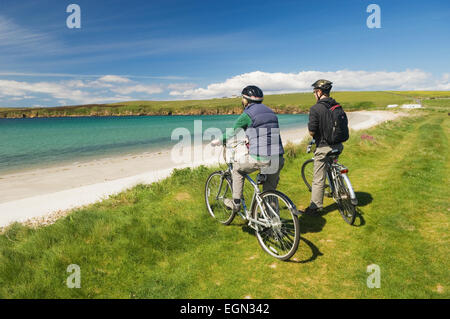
[257,173,267,185]
[326,149,342,157]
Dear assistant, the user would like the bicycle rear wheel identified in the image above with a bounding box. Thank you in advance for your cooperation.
[251,190,300,261]
[335,175,357,225]
[205,171,236,225]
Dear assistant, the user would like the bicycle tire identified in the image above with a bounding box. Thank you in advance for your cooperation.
[301,159,331,197]
[301,159,314,192]
[205,171,236,225]
[251,190,300,261]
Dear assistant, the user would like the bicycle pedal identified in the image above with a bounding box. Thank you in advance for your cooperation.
[248,221,259,231]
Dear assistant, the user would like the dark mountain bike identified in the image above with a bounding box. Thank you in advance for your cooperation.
[301,140,358,225]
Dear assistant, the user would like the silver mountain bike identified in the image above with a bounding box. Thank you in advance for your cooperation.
[301,140,358,225]
[205,142,300,261]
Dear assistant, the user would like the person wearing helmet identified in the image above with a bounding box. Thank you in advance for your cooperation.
[211,85,285,213]
[304,79,344,216]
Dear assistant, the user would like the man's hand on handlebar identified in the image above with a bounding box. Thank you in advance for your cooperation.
[211,139,222,147]
[306,139,315,153]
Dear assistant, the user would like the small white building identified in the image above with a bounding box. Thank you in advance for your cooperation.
[401,104,422,109]
[387,104,398,108]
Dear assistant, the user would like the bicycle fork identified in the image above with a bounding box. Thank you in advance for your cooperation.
[341,173,358,205]
[328,166,358,206]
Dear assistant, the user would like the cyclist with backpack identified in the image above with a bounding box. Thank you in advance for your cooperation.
[303,79,349,216]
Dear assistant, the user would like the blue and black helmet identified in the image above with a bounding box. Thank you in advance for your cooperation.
[241,85,264,102]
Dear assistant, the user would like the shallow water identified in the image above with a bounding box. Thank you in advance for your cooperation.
[0,114,308,173]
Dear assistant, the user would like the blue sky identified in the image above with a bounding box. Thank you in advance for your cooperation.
[0,0,449,107]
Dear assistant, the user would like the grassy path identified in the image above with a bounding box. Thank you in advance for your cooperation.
[0,110,448,298]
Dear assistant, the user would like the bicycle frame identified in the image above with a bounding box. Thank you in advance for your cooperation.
[222,144,282,230]
[224,163,279,230]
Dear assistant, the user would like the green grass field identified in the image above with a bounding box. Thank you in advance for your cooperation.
[0,107,448,298]
[390,91,450,98]
[2,90,444,118]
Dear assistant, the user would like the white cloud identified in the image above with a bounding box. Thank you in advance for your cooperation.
[1,69,448,107]
[111,84,163,95]
[170,69,445,99]
[0,72,189,80]
[167,83,197,91]
[98,75,131,83]
[168,83,198,96]
[0,76,162,106]
[0,15,60,56]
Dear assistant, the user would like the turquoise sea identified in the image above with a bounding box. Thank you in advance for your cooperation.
[0,114,308,174]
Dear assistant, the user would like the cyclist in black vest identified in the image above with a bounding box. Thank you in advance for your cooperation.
[304,79,344,216]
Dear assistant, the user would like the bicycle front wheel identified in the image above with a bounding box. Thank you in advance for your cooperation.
[251,190,300,261]
[301,159,331,197]
[301,159,314,192]
[205,171,236,225]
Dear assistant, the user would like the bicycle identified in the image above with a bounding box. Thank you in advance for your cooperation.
[301,140,358,225]
[205,141,300,261]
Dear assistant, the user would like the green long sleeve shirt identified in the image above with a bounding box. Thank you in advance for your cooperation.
[220,112,252,144]
[220,112,270,161]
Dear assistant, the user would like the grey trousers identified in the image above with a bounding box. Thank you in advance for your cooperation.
[232,154,285,200]
[310,143,344,209]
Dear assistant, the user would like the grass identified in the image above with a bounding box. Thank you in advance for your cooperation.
[389,91,450,98]
[421,99,450,108]
[0,107,448,298]
[0,91,419,118]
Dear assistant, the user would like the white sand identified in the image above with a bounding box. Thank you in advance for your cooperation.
[0,110,404,227]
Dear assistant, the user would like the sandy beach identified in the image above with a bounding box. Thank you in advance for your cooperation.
[0,110,404,227]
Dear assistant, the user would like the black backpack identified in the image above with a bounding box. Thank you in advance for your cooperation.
[319,102,349,145]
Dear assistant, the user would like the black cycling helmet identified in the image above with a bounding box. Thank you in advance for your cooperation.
[312,79,333,93]
[241,85,264,102]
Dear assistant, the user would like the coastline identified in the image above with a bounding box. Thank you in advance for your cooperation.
[0,110,404,228]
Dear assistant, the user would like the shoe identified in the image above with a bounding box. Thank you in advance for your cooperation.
[224,198,241,213]
[302,205,321,216]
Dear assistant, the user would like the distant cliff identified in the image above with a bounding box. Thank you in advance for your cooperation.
[0,103,307,119]
[0,91,424,119]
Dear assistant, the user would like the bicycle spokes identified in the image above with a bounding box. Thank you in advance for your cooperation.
[205,171,236,225]
[253,192,300,260]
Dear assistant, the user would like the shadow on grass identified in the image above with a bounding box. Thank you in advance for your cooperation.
[353,208,366,227]
[289,236,323,264]
[355,192,373,207]
[315,191,371,227]
[298,213,327,234]
[239,219,323,264]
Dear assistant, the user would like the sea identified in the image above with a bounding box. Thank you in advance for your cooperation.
[0,114,308,174]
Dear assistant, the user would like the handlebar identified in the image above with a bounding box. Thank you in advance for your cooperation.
[306,139,315,154]
[225,140,246,149]
[215,139,247,164]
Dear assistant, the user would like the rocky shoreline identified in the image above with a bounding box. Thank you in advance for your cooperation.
[0,106,308,118]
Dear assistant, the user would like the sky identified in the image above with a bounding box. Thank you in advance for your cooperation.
[0,0,449,107]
